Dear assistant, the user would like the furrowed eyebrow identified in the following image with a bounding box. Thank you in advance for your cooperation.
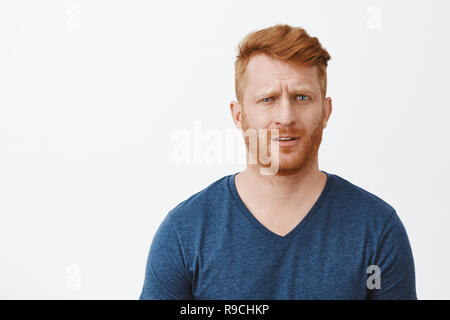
[291,88,315,96]
[255,88,315,99]
[255,89,277,99]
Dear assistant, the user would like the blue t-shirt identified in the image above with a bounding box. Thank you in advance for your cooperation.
[139,171,417,300]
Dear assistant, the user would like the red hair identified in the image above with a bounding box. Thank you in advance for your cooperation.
[234,24,331,103]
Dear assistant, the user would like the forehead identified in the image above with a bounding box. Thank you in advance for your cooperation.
[243,53,321,94]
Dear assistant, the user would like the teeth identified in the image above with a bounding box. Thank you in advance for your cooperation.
[276,137,296,141]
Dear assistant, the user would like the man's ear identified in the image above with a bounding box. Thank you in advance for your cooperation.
[230,100,242,130]
[322,97,332,129]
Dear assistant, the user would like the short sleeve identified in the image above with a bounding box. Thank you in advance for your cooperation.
[139,211,193,300]
[367,210,417,300]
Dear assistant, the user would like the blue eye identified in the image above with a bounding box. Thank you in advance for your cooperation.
[260,95,309,103]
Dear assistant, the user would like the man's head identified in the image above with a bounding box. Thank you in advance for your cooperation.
[230,24,332,175]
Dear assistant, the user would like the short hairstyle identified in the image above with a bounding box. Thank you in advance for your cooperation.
[234,24,331,104]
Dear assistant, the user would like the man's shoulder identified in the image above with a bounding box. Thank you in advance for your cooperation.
[328,172,397,223]
[165,173,233,224]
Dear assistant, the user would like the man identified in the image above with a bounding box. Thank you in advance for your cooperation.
[139,24,417,300]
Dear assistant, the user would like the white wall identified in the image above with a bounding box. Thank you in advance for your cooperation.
[0,0,449,299]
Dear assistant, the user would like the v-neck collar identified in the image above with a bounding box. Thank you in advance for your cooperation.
[228,170,334,242]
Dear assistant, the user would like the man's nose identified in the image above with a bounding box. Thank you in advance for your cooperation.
[273,96,296,127]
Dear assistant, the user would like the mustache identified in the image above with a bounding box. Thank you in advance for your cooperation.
[241,128,303,140]
[254,129,302,136]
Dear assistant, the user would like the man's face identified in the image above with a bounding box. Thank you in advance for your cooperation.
[237,53,331,175]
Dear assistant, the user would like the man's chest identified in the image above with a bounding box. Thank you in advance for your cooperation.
[189,238,369,300]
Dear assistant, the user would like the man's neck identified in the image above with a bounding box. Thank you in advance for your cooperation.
[236,160,326,212]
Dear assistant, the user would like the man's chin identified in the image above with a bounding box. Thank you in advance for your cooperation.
[258,156,306,175]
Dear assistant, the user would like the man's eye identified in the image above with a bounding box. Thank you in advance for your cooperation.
[260,96,309,103]
[261,97,273,103]
[297,95,309,101]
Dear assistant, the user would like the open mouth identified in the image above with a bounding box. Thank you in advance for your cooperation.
[274,137,297,141]
[271,136,300,147]
[272,136,299,141]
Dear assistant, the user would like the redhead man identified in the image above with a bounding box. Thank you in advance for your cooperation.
[140,24,417,300]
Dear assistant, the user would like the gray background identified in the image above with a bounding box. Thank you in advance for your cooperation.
[0,0,449,299]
